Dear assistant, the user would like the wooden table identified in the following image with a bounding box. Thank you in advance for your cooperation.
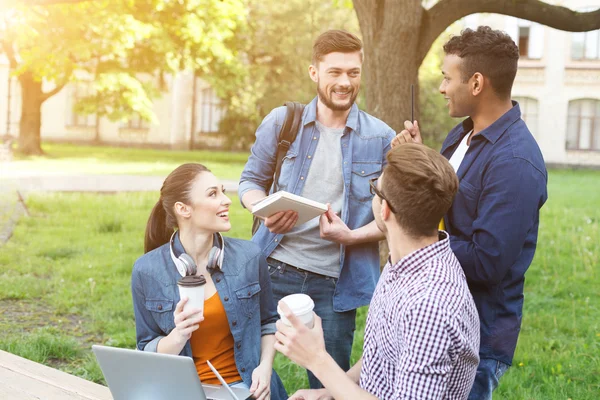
[0,350,112,399]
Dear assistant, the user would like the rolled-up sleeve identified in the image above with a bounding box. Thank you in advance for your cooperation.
[256,253,278,336]
[450,157,547,285]
[131,267,165,352]
[382,128,396,167]
[238,108,285,206]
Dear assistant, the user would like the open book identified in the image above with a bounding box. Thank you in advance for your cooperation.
[251,191,328,227]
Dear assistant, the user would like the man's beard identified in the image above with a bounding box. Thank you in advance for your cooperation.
[317,82,358,112]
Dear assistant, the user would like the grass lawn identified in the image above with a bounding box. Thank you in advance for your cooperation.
[9,142,249,180]
[0,169,599,398]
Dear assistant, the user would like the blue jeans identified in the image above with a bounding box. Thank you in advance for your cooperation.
[468,358,510,400]
[267,258,356,389]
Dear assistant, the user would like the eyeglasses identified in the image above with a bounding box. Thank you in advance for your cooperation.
[369,177,396,213]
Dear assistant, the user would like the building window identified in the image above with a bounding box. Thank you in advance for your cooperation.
[513,96,538,137]
[518,27,530,58]
[506,18,544,60]
[197,87,223,134]
[120,113,150,130]
[65,82,96,128]
[571,31,600,61]
[566,99,600,151]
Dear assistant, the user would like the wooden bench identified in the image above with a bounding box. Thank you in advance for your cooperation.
[0,350,112,399]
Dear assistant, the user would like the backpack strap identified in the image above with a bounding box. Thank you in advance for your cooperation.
[272,101,305,192]
[251,101,304,236]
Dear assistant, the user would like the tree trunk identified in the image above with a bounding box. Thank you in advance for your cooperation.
[353,0,423,265]
[354,0,422,134]
[18,72,45,156]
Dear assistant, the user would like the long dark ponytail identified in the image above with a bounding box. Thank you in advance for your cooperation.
[144,163,210,253]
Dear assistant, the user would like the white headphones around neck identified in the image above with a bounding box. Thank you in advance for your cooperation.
[169,231,224,277]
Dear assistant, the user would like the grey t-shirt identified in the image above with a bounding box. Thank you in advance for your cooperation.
[269,121,345,277]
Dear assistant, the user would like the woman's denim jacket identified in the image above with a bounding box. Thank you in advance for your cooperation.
[131,233,287,399]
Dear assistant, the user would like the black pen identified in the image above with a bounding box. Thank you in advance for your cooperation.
[411,84,414,123]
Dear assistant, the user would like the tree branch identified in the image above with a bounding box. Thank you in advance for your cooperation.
[1,39,18,69]
[40,64,73,103]
[419,0,600,63]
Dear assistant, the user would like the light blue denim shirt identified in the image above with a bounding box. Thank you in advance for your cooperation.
[131,233,287,399]
[239,97,396,312]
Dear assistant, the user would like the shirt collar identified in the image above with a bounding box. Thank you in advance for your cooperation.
[386,231,450,281]
[479,101,521,144]
[446,101,522,147]
[305,96,360,133]
[173,230,223,271]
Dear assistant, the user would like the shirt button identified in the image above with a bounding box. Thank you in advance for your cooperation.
[247,291,252,296]
[236,342,242,349]
[158,305,162,311]
[241,367,246,372]
[361,170,365,174]
[216,277,221,283]
[232,321,237,326]
[300,176,304,180]
[274,238,278,242]
[313,136,317,140]
[307,155,311,159]
[224,296,229,302]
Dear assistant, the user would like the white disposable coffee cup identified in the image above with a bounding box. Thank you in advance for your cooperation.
[277,293,315,328]
[177,275,206,316]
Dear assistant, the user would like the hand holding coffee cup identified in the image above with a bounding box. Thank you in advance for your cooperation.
[277,293,315,328]
[177,275,207,316]
[274,297,327,371]
[172,297,204,345]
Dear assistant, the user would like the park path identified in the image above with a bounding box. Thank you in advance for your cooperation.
[1,170,239,193]
[0,169,240,243]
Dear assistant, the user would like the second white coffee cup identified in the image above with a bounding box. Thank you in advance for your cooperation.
[277,293,315,328]
[177,275,206,316]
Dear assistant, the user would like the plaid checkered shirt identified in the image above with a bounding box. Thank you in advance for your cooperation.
[360,232,480,399]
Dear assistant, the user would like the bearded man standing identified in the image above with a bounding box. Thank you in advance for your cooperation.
[239,30,395,389]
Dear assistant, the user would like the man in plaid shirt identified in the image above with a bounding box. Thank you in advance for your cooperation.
[275,144,480,399]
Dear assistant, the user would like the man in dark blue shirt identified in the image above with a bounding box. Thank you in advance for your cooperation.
[393,26,548,399]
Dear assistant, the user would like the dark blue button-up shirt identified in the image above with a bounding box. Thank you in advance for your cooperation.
[441,102,548,365]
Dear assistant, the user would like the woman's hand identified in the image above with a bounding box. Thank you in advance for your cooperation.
[250,361,272,400]
[171,297,204,346]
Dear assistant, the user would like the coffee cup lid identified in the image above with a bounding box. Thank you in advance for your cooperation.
[178,274,206,287]
[277,293,314,316]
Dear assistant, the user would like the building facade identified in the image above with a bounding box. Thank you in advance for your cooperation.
[1,1,599,165]
[0,65,224,150]
[465,0,600,166]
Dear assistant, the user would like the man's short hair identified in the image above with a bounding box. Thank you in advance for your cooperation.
[312,30,363,65]
[382,144,459,238]
[443,26,519,99]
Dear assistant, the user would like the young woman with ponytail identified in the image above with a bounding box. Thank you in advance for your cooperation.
[132,163,287,400]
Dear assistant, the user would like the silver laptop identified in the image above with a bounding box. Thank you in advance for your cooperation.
[92,345,251,400]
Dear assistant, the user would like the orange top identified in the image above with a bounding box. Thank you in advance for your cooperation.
[190,293,242,385]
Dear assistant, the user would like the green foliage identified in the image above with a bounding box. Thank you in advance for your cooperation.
[418,27,461,149]
[217,0,360,149]
[1,0,246,124]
